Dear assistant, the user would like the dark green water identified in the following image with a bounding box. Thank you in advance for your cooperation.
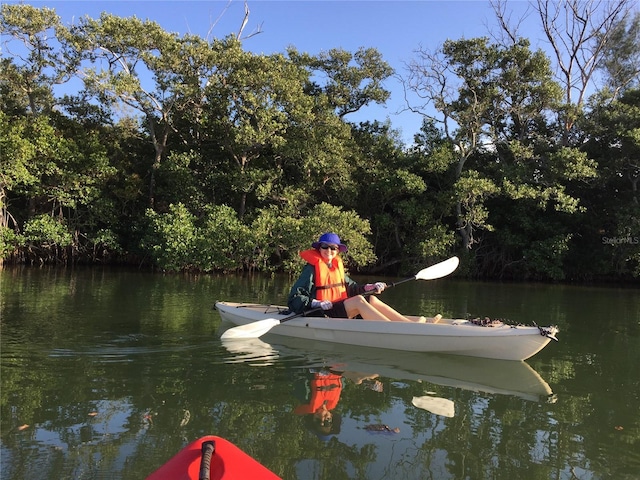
[1,267,639,479]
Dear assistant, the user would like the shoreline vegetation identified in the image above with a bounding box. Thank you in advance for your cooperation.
[1,3,639,284]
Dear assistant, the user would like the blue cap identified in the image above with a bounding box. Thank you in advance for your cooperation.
[312,232,348,252]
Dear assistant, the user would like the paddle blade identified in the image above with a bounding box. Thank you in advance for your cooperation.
[415,256,459,281]
[220,318,281,340]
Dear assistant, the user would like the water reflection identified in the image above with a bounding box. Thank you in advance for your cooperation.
[3,268,638,480]
[221,338,280,365]
[218,335,558,478]
[220,336,554,403]
[411,395,455,417]
[294,368,346,442]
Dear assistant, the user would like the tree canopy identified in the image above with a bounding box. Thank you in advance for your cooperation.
[1,3,638,282]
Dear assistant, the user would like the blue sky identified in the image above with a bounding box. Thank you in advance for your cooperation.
[20,0,542,143]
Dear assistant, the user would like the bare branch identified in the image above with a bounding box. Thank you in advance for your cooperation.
[493,0,633,140]
[489,0,531,44]
[233,1,262,41]
[237,1,249,40]
[207,0,233,42]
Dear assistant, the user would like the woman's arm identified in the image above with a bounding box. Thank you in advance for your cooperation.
[287,264,316,313]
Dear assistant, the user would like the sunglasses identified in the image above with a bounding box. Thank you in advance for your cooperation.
[320,244,339,251]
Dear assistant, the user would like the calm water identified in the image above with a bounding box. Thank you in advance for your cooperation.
[1,267,639,480]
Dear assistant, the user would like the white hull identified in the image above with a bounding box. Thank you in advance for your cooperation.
[215,302,559,361]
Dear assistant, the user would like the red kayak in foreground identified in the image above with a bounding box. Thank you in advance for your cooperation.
[146,435,282,480]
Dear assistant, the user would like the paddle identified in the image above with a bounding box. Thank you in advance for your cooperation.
[220,308,320,340]
[220,256,460,340]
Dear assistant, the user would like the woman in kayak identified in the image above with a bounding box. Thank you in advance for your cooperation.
[288,232,423,322]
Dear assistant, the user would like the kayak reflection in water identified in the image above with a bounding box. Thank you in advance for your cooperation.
[294,367,382,440]
[288,232,424,322]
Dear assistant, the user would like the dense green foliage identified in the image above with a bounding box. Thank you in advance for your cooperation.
[1,4,638,281]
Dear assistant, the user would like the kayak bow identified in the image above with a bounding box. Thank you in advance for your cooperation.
[146,435,281,480]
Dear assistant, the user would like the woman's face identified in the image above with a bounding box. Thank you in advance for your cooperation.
[314,404,333,427]
[319,243,339,262]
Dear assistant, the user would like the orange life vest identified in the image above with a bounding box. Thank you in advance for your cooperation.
[293,373,343,415]
[299,249,348,303]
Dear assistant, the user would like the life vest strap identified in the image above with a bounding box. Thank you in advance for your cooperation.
[316,282,347,290]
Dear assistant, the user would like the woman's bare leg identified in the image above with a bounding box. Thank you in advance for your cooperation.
[343,295,392,320]
[368,296,411,322]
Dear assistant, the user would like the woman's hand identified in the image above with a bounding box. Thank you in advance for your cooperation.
[311,299,333,310]
[364,282,386,294]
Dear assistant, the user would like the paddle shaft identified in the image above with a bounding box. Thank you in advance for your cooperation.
[385,275,417,289]
[278,306,322,325]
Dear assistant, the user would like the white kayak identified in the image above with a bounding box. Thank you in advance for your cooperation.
[215,301,559,361]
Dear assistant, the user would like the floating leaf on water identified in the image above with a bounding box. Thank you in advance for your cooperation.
[179,410,191,427]
[88,412,98,417]
[615,426,624,431]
